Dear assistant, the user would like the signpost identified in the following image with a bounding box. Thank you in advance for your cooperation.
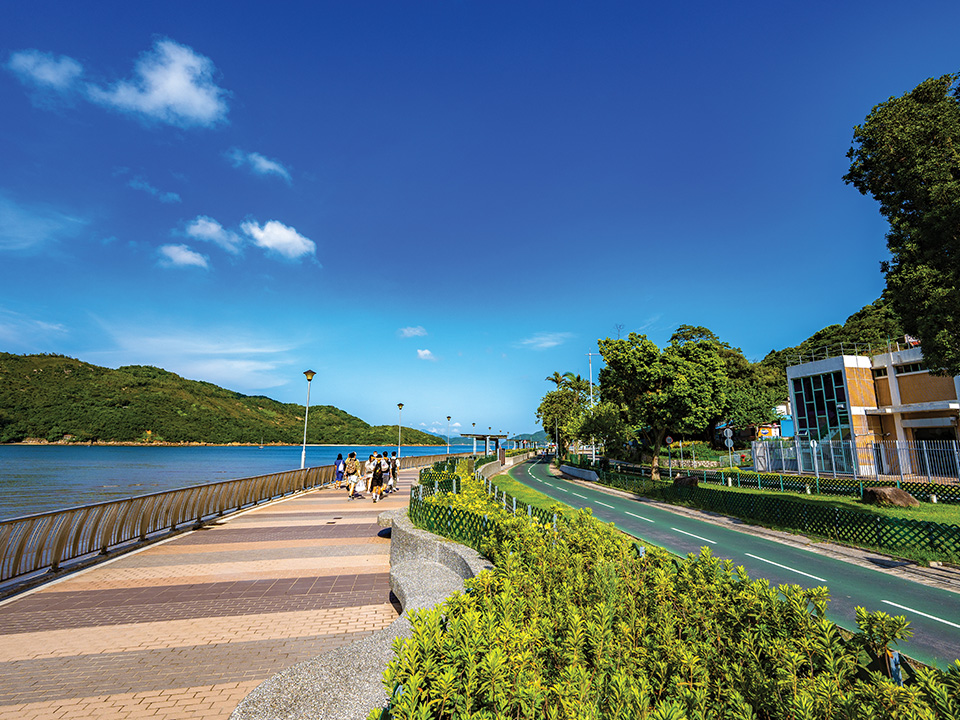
[724,427,734,468]
[666,436,673,479]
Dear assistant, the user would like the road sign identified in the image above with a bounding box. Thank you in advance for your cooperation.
[665,437,673,445]
[724,438,734,448]
[723,428,733,438]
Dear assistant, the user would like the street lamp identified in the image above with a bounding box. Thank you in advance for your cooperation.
[300,370,316,470]
[472,422,476,455]
[397,403,403,459]
[446,415,451,454]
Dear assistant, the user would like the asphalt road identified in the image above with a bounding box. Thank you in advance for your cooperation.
[507,457,960,670]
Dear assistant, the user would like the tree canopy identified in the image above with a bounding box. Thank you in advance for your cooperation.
[844,72,960,375]
[598,331,727,477]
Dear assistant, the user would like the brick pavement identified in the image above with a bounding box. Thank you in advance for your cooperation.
[0,465,418,720]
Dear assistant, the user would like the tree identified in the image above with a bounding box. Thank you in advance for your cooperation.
[671,325,778,432]
[536,388,581,457]
[844,73,960,375]
[564,401,627,457]
[545,371,565,389]
[598,332,727,478]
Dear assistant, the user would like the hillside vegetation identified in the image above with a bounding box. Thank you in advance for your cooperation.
[0,353,439,445]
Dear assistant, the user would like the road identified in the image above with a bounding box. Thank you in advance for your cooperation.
[507,457,960,670]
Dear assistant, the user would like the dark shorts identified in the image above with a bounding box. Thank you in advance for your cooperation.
[371,475,384,489]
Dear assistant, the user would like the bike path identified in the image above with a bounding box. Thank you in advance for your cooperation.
[509,458,960,670]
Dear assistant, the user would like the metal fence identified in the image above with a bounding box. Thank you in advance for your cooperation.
[753,438,960,484]
[0,452,462,588]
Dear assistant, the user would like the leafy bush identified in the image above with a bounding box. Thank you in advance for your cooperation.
[380,471,960,719]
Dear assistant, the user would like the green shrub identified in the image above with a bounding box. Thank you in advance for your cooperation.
[382,473,960,719]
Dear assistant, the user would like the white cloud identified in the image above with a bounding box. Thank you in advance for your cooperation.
[517,332,574,350]
[185,215,242,253]
[129,176,181,203]
[158,243,208,268]
[91,323,295,392]
[86,38,228,127]
[0,308,68,349]
[417,349,437,361]
[226,148,291,182]
[398,325,427,338]
[452,422,462,428]
[0,193,87,251]
[241,219,316,260]
[7,50,83,90]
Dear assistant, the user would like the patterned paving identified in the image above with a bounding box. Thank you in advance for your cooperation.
[0,467,415,719]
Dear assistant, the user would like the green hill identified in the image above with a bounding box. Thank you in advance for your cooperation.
[0,353,440,446]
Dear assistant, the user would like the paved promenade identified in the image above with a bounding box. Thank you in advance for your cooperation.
[0,467,417,720]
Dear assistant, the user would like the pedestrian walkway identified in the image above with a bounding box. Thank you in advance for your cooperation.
[0,465,418,720]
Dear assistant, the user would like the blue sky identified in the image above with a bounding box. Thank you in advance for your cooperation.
[1,2,957,437]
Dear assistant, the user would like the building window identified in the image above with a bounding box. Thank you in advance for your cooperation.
[792,370,850,442]
[872,368,887,378]
[895,362,925,375]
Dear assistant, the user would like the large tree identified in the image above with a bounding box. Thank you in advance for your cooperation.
[844,73,960,375]
[536,387,581,457]
[598,331,727,478]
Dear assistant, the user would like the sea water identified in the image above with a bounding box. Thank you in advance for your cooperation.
[0,444,475,520]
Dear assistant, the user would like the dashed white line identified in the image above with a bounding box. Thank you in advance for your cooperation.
[557,487,569,493]
[572,493,587,499]
[882,601,960,629]
[626,511,654,523]
[597,501,613,508]
[672,527,717,544]
[744,553,826,583]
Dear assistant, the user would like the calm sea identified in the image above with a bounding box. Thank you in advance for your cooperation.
[0,444,475,520]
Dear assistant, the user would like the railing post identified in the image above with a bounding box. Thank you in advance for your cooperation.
[923,441,931,484]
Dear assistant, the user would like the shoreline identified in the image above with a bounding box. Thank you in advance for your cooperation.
[3,440,458,448]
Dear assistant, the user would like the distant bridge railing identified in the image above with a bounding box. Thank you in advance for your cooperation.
[0,451,467,588]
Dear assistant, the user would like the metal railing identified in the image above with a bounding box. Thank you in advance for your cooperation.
[0,452,465,587]
[753,438,960,484]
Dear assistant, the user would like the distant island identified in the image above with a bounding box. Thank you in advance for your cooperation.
[0,353,442,446]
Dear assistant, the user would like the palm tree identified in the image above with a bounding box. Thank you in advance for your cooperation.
[545,371,565,388]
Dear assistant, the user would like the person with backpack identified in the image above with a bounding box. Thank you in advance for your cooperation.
[370,452,385,503]
[345,452,361,499]
[334,453,345,489]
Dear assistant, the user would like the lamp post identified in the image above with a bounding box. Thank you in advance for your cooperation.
[446,415,451,454]
[300,370,316,470]
[587,351,597,464]
[472,422,476,455]
[397,403,403,459]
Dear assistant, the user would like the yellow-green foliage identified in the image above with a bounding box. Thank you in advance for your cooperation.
[378,481,960,719]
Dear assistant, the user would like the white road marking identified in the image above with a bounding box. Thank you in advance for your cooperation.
[672,527,717,545]
[573,493,587,499]
[744,553,826,583]
[626,511,654,523]
[597,501,613,508]
[882,601,960,629]
[557,487,569,493]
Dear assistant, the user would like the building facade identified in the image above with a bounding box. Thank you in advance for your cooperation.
[785,347,960,476]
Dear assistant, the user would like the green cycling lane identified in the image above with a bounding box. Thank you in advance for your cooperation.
[507,457,960,670]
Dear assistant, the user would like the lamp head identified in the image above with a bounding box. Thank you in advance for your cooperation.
[447,415,451,422]
[303,370,316,382]
[398,402,404,410]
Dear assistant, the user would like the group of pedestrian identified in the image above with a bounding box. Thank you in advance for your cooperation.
[333,450,399,502]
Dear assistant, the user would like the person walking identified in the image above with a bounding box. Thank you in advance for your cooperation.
[370,452,385,503]
[334,453,345,489]
[387,451,399,493]
[361,453,376,499]
[345,452,361,499]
